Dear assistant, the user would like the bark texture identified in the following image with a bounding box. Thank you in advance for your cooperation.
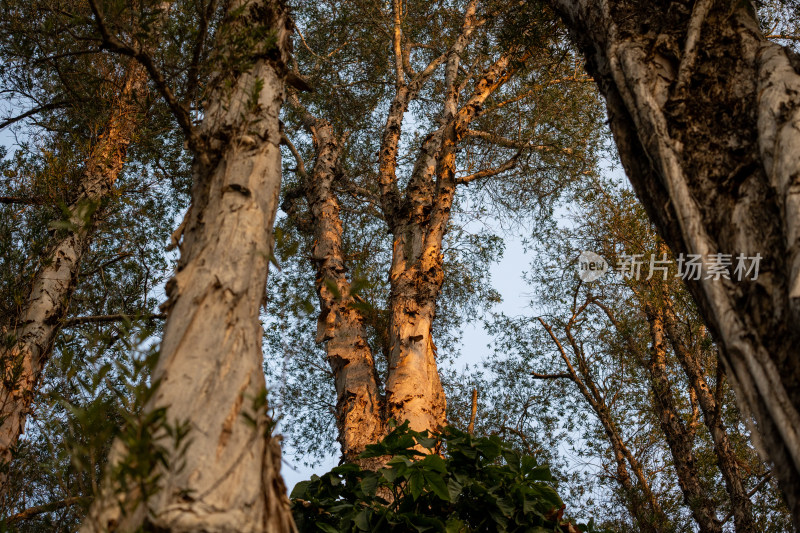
[285,102,385,466]
[81,1,295,531]
[546,0,800,521]
[0,60,147,492]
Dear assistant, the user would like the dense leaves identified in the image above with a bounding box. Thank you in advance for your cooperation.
[291,422,608,533]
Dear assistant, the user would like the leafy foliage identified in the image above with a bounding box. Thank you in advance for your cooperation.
[291,422,609,533]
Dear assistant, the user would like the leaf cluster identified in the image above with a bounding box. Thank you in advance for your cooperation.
[291,421,610,533]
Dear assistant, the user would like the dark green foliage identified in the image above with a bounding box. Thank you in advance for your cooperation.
[291,422,609,533]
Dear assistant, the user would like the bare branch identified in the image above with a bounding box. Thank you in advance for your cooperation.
[531,371,573,380]
[87,0,197,147]
[280,133,309,180]
[8,496,85,524]
[456,150,522,185]
[0,196,43,206]
[0,101,71,131]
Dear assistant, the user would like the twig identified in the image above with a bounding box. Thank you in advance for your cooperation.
[468,388,478,434]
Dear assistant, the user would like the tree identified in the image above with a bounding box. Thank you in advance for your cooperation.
[0,0,187,507]
[72,0,296,530]
[541,0,800,521]
[276,0,603,465]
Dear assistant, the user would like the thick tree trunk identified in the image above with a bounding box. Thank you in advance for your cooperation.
[0,60,147,492]
[302,118,385,466]
[647,308,721,533]
[663,302,758,533]
[546,0,800,521]
[384,245,448,433]
[81,1,295,531]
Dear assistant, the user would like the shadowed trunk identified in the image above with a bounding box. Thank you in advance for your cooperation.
[0,59,147,493]
[81,1,295,530]
[545,0,800,521]
[663,301,758,533]
[646,306,721,533]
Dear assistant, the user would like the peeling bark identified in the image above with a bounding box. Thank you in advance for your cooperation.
[383,39,525,435]
[286,104,385,466]
[81,1,295,531]
[0,59,147,493]
[545,0,800,521]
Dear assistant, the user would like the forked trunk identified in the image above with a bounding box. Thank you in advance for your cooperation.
[0,59,147,493]
[81,1,295,531]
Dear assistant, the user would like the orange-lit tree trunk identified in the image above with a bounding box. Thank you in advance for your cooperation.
[285,99,385,466]
[0,59,147,492]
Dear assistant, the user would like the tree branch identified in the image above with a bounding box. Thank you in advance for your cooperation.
[87,0,197,148]
[7,496,85,524]
[0,101,71,131]
[456,150,522,185]
[0,196,43,206]
[531,371,573,380]
[62,313,166,327]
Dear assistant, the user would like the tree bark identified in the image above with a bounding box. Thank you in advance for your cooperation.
[81,1,295,531]
[0,59,147,493]
[662,301,758,533]
[646,307,721,533]
[545,0,800,521]
[287,106,385,466]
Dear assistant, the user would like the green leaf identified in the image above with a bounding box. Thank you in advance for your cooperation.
[408,470,424,500]
[424,471,450,501]
[360,474,378,496]
[447,478,463,501]
[315,523,339,533]
[290,480,310,499]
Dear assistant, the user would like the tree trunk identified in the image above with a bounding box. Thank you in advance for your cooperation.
[81,1,295,531]
[663,302,758,533]
[299,115,385,466]
[0,59,147,493]
[646,307,721,533]
[546,0,800,521]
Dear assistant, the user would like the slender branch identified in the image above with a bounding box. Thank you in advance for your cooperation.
[87,0,197,148]
[0,101,71,130]
[465,129,575,154]
[7,496,85,524]
[531,371,573,380]
[720,472,772,524]
[0,196,43,206]
[467,388,477,434]
[280,133,309,180]
[456,150,522,184]
[62,313,166,327]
